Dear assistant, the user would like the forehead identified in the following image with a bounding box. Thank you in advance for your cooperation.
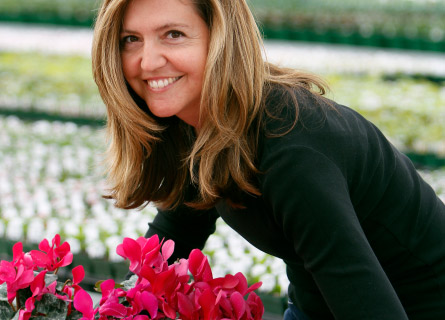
[122,0,199,25]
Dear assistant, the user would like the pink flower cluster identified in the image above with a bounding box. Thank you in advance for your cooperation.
[91,235,264,319]
[0,234,85,320]
[0,234,264,320]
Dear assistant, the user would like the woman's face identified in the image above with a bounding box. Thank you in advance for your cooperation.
[120,0,210,128]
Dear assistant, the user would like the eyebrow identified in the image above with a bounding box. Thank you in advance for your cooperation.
[121,23,191,34]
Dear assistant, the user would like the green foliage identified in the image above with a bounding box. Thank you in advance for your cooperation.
[0,0,444,49]
[0,273,78,320]
[34,294,68,320]
[0,52,103,118]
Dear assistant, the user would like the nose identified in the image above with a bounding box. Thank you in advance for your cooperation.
[140,41,167,72]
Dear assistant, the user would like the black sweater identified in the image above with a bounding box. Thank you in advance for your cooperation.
[145,88,445,319]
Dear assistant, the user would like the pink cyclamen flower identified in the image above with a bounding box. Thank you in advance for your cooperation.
[30,270,57,299]
[18,297,35,320]
[73,289,98,320]
[12,242,34,270]
[30,234,73,271]
[97,279,129,317]
[247,292,265,320]
[0,260,35,303]
[59,266,87,317]
[117,235,174,276]
[126,287,159,319]
[188,249,213,282]
[67,265,86,294]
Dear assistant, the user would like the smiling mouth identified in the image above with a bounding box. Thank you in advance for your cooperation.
[147,76,181,89]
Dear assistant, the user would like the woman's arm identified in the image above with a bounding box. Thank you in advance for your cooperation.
[145,203,220,262]
[260,143,409,319]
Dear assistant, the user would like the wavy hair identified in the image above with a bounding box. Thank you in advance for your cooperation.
[92,0,327,210]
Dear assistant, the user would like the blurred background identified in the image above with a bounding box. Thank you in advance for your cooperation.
[0,0,444,317]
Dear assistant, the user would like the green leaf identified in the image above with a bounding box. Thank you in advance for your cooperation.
[0,283,8,302]
[44,273,58,286]
[66,309,83,320]
[0,301,14,319]
[121,274,138,291]
[33,294,68,320]
[10,310,20,320]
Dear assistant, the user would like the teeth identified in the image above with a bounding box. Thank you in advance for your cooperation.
[148,77,179,89]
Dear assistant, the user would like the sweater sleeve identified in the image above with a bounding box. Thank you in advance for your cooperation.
[145,204,219,262]
[260,143,409,320]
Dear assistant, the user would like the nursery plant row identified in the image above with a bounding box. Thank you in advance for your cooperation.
[0,0,444,51]
[1,51,444,159]
[0,113,445,295]
[0,115,289,296]
[1,114,444,293]
[254,0,445,51]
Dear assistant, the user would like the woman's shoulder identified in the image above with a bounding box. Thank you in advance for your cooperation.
[262,84,368,141]
[258,84,391,173]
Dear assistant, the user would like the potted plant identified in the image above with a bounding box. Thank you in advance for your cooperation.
[0,234,264,319]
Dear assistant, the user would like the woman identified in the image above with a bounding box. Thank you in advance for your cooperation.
[92,0,445,319]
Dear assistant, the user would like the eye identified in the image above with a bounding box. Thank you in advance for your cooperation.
[121,35,139,44]
[166,30,185,39]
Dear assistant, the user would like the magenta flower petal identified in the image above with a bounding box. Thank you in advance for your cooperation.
[17,269,35,289]
[230,292,246,320]
[30,271,46,297]
[72,265,85,285]
[162,300,178,319]
[177,292,195,318]
[152,267,176,295]
[161,239,175,261]
[12,242,23,262]
[140,291,158,319]
[218,295,233,317]
[18,297,35,320]
[45,281,57,295]
[120,238,142,273]
[198,288,216,320]
[141,235,159,254]
[58,251,74,268]
[116,243,125,257]
[74,289,95,318]
[54,241,70,257]
[99,279,117,305]
[123,238,142,260]
[100,299,128,317]
[0,260,16,282]
[29,250,51,268]
[234,272,248,295]
[188,249,213,282]
[174,258,189,277]
[246,281,262,294]
[247,292,265,320]
[52,234,61,247]
[139,265,156,283]
[222,274,239,289]
[38,238,51,253]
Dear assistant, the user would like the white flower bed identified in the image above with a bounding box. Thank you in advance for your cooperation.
[0,115,444,294]
[0,115,288,293]
[325,75,445,156]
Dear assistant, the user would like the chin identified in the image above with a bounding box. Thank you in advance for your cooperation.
[149,108,175,119]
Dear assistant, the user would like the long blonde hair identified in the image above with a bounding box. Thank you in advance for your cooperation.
[92,0,327,210]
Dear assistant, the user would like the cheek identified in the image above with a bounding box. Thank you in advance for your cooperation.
[183,56,207,81]
[121,53,138,79]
